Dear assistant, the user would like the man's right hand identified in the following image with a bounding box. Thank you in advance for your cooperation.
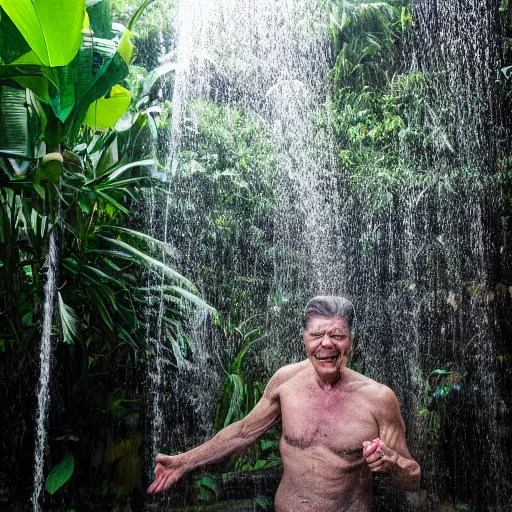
[147,454,187,494]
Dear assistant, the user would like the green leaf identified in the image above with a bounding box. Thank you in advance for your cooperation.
[0,86,39,157]
[260,439,277,451]
[0,6,31,64]
[96,190,130,215]
[45,452,74,495]
[127,0,156,30]
[77,190,95,214]
[95,176,154,191]
[168,285,215,317]
[254,496,273,509]
[223,374,244,427]
[83,84,131,130]
[98,226,176,256]
[253,459,267,470]
[105,158,156,181]
[65,36,129,140]
[117,27,135,65]
[58,292,79,344]
[85,0,112,39]
[89,288,114,330]
[22,312,33,326]
[197,475,217,491]
[0,0,86,67]
[142,61,176,97]
[431,369,454,376]
[97,235,196,290]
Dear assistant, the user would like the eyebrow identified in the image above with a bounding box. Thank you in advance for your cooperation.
[308,329,347,335]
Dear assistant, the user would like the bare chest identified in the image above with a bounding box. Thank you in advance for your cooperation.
[280,384,378,455]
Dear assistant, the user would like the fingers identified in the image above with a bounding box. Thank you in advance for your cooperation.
[153,463,167,478]
[147,472,173,494]
[363,438,386,471]
[363,438,400,473]
[147,473,164,494]
[151,470,180,493]
[147,463,184,494]
[362,437,381,457]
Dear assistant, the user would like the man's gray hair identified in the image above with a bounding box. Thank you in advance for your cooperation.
[303,296,355,330]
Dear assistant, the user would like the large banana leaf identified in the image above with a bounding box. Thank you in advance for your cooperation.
[6,33,130,141]
[0,0,86,67]
[0,86,41,157]
[0,63,59,94]
[83,85,131,130]
[0,6,30,64]
[86,0,112,39]
[65,34,129,140]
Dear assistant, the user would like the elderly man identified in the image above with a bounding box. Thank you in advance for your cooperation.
[148,296,420,511]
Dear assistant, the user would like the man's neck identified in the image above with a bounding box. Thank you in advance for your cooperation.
[314,368,345,390]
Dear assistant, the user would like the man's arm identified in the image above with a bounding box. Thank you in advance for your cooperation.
[362,385,421,492]
[147,369,283,494]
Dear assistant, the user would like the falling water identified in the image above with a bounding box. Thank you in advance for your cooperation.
[143,3,217,506]
[31,231,58,512]
[142,0,511,509]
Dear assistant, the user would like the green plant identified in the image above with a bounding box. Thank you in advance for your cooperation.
[215,320,267,430]
[328,0,407,87]
[419,367,464,441]
[45,452,75,495]
[166,100,277,325]
[454,503,476,512]
[254,495,273,511]
[214,319,281,473]
[194,474,219,503]
[0,0,137,156]
[0,2,212,505]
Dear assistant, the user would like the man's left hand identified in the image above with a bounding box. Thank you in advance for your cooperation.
[362,437,399,473]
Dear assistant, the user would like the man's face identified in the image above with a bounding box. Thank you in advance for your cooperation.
[303,315,352,384]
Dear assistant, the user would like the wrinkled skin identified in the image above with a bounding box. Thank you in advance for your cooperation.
[148,316,420,511]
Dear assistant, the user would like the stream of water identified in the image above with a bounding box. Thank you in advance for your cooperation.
[31,231,58,512]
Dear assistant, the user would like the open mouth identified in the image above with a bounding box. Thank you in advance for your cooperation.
[314,354,339,363]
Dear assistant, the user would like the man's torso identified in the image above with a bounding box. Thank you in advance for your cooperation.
[274,362,381,512]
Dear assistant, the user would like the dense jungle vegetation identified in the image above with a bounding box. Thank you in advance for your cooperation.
[0,0,511,510]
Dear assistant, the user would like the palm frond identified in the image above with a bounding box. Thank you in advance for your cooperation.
[97,235,196,291]
[58,292,79,344]
[223,374,245,427]
[97,226,178,259]
[167,285,217,320]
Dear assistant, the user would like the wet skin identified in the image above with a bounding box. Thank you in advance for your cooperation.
[148,316,420,511]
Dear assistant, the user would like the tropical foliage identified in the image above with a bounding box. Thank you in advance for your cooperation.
[166,100,277,325]
[1,0,511,510]
[0,0,209,508]
[214,320,281,473]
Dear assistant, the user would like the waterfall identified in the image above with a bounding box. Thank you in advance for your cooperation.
[31,231,58,512]
[141,0,510,509]
[142,1,335,508]
[143,3,217,507]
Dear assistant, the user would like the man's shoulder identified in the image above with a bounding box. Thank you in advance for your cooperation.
[273,360,310,382]
[266,360,309,393]
[344,369,398,403]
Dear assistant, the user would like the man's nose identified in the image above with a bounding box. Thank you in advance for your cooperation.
[321,334,334,347]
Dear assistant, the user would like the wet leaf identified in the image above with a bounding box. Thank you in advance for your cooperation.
[45,452,74,495]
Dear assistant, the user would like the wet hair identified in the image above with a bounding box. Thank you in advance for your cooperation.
[303,296,355,331]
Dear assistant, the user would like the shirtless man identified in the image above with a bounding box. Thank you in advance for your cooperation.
[147,296,421,511]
